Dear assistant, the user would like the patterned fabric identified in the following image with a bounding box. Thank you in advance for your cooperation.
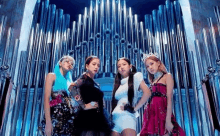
[74,74,111,136]
[39,91,79,136]
[140,82,186,136]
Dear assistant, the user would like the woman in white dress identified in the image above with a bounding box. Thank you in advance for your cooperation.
[111,57,151,136]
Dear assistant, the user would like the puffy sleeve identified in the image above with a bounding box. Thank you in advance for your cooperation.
[134,72,144,91]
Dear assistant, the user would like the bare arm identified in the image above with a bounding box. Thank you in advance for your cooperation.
[166,73,174,122]
[44,73,55,123]
[134,80,151,111]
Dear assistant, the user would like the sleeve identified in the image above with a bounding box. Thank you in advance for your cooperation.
[134,72,144,91]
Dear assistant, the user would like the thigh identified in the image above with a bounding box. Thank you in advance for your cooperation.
[121,128,136,136]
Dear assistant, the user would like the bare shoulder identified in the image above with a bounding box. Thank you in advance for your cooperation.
[165,73,173,78]
[164,73,173,82]
[47,73,56,81]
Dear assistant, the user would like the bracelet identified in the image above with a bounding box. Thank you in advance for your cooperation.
[74,80,79,87]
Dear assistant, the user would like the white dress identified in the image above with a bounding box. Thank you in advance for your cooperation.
[112,72,143,133]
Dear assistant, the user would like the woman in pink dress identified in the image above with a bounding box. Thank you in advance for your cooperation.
[140,53,185,136]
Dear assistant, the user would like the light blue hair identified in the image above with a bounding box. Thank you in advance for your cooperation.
[52,56,74,94]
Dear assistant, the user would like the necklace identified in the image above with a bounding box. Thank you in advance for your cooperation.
[153,71,163,82]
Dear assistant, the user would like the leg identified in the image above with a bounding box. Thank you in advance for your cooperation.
[111,131,121,136]
[121,128,136,136]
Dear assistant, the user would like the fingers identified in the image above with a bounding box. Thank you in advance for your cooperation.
[120,105,124,110]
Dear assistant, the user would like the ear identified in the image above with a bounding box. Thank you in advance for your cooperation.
[86,64,89,70]
[59,61,62,67]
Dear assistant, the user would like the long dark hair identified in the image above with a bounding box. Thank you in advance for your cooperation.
[111,57,137,113]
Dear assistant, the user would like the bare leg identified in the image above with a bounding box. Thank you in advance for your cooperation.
[121,128,136,136]
[111,131,121,136]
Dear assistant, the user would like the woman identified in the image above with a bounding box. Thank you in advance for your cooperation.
[69,56,111,136]
[111,57,151,136]
[40,55,77,136]
[140,53,185,136]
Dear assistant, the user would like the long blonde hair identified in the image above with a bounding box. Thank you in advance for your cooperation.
[144,55,167,84]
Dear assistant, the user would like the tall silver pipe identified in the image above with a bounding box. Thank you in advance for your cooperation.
[177,24,194,136]
[202,28,213,68]
[152,10,161,57]
[214,6,220,37]
[140,22,145,52]
[2,27,12,66]
[10,51,27,135]
[0,16,7,45]
[207,17,220,63]
[9,39,19,80]
[29,30,44,136]
[70,21,76,51]
[194,39,205,80]
[20,27,43,136]
[165,0,185,130]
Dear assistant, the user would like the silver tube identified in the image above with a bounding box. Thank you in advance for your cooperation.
[20,23,43,135]
[29,30,44,135]
[203,28,213,68]
[70,21,76,51]
[0,16,7,45]
[194,39,205,80]
[165,0,185,130]
[207,17,220,63]
[2,27,12,66]
[10,51,27,135]
[214,6,220,37]
[177,24,194,136]
[188,51,203,136]
[9,39,19,80]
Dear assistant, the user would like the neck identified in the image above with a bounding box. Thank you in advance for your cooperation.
[60,68,67,77]
[86,72,94,79]
[154,71,163,81]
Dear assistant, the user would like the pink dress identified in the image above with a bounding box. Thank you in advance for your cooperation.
[140,79,185,136]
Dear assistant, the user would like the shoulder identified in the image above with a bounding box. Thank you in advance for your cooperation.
[46,73,56,81]
[164,73,173,83]
[134,72,143,79]
[164,73,173,79]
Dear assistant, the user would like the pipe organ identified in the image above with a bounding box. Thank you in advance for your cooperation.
[0,0,220,135]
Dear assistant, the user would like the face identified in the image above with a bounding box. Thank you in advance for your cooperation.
[117,59,131,78]
[86,58,100,75]
[59,57,74,71]
[145,59,160,74]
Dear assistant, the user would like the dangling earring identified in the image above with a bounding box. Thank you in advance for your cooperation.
[130,67,132,72]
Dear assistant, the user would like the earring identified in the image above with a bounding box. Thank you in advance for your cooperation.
[130,67,132,72]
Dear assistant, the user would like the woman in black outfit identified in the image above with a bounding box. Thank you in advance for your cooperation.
[69,56,111,136]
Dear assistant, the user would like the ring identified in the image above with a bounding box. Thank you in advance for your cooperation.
[91,102,95,106]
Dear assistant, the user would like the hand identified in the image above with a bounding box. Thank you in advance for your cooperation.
[120,102,126,110]
[85,101,98,110]
[45,121,53,136]
[165,121,174,134]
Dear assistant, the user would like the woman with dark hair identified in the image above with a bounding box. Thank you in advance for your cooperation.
[69,56,111,136]
[111,57,151,136]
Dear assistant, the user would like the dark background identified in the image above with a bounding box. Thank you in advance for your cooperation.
[49,0,175,23]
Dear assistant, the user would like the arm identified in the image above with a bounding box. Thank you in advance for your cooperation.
[44,73,55,123]
[165,73,174,132]
[134,80,151,111]
[44,73,55,136]
[69,77,98,110]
